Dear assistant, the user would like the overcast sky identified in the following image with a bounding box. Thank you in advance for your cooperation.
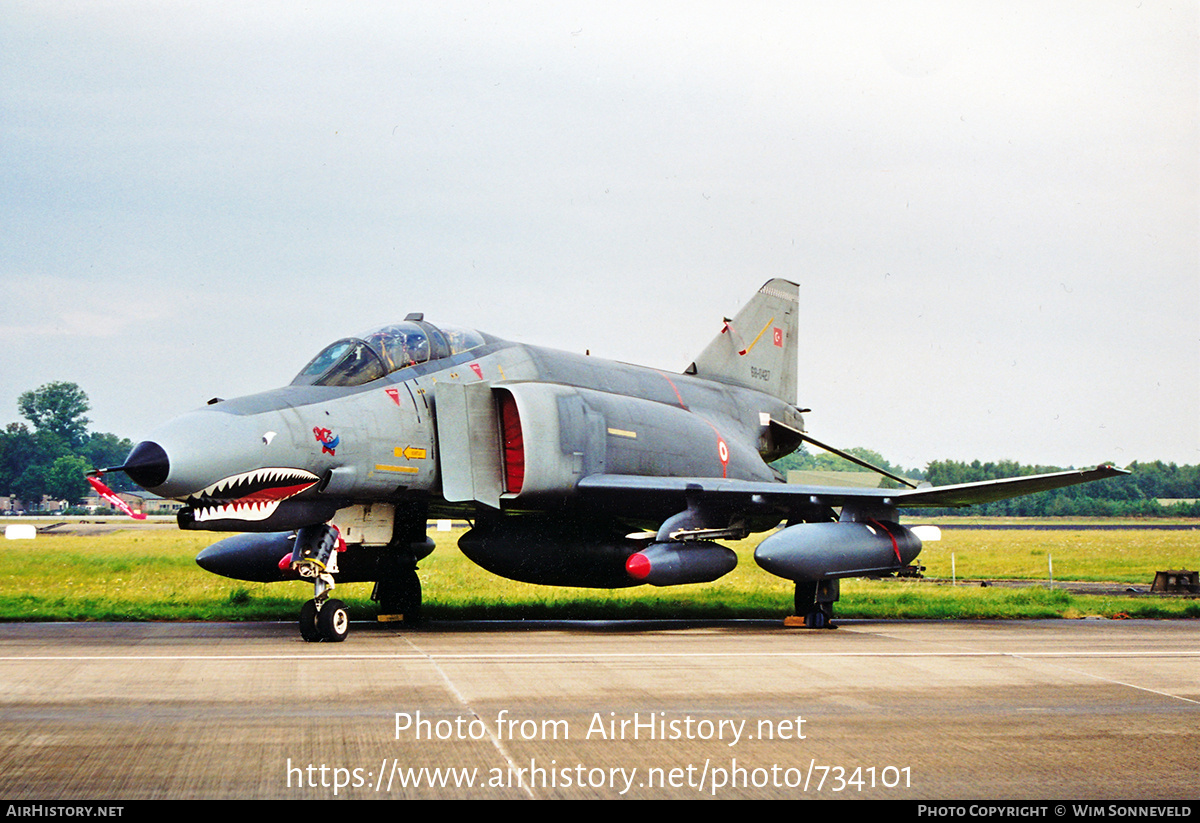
[2,2,1196,471]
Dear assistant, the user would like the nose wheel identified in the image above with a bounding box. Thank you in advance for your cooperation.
[299,599,320,642]
[299,597,349,642]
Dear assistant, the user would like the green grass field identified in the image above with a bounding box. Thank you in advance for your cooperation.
[2,520,1197,622]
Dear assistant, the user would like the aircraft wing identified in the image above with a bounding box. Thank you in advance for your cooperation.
[875,465,1129,507]
[576,464,1129,517]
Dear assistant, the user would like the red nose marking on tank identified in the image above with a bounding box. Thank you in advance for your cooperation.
[626,552,652,580]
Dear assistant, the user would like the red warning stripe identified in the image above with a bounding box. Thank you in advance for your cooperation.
[869,519,902,563]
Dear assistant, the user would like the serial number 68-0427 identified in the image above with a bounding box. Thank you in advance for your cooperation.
[750,366,771,381]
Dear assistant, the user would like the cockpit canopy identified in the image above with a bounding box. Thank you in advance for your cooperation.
[292,319,486,387]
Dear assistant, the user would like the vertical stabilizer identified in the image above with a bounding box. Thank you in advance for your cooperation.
[686,279,799,403]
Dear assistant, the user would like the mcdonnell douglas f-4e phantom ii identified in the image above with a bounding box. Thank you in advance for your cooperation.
[104,279,1124,640]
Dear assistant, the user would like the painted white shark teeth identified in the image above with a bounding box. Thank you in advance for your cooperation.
[186,467,320,523]
[195,468,318,499]
[194,500,282,522]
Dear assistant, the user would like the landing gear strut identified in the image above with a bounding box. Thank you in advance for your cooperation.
[793,579,839,629]
[293,524,349,642]
[371,558,422,624]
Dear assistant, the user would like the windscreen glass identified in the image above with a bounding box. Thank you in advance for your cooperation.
[292,339,386,387]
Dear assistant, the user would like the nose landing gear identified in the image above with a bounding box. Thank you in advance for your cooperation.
[293,524,350,642]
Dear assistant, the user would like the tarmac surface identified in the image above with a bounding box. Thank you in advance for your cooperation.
[1,618,1197,800]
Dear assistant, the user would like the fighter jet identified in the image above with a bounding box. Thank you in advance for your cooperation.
[105,279,1125,641]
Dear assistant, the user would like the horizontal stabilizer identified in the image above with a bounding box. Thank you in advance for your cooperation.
[797,430,918,489]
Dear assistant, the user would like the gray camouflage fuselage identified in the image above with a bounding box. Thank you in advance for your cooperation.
[137,336,802,532]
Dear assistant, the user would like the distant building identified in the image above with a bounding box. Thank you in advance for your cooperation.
[85,491,184,516]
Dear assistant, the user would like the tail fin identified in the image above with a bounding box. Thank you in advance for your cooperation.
[686,279,798,403]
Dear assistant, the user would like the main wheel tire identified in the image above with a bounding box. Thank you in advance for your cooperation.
[299,599,321,642]
[805,609,828,629]
[318,598,349,642]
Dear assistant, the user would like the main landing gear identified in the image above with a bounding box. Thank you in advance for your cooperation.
[371,552,423,625]
[791,579,839,629]
[370,505,430,626]
[292,524,349,642]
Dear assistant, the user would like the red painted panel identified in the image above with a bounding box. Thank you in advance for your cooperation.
[498,392,524,494]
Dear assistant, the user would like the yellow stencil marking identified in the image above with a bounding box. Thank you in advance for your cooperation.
[375,464,420,474]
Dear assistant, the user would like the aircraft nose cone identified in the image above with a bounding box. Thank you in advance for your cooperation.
[123,440,170,490]
[130,406,302,499]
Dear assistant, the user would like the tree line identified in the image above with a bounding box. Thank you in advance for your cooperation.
[772,446,1200,517]
[0,382,135,509]
[916,458,1200,517]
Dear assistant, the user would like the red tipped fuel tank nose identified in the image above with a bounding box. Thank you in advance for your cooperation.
[626,552,652,580]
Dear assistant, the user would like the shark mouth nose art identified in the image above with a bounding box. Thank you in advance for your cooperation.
[186,468,320,523]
